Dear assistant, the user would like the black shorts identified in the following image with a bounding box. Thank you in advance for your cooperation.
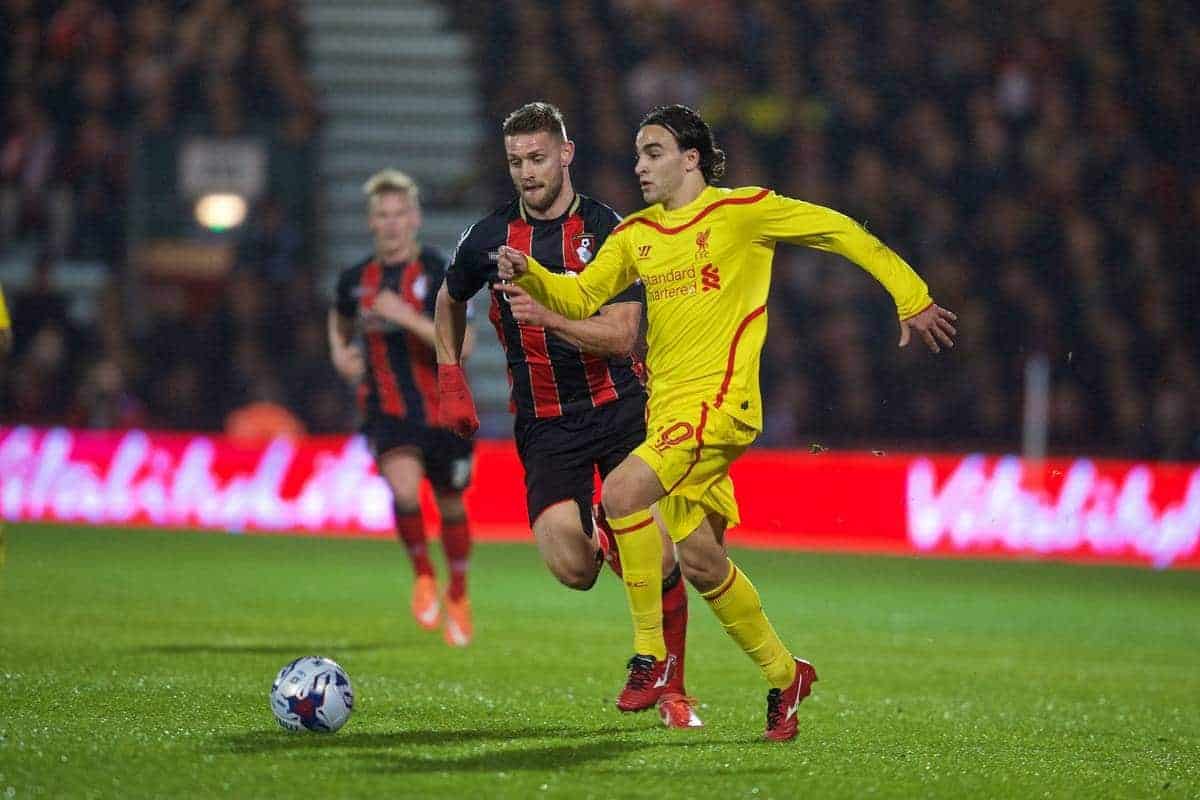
[514,392,647,528]
[362,414,475,493]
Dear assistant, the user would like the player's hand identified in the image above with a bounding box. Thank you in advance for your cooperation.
[496,246,529,281]
[498,283,559,328]
[437,363,479,439]
[366,289,420,329]
[899,303,958,353]
[332,344,365,383]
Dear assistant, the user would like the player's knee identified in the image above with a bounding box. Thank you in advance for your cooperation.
[554,560,601,591]
[532,503,600,589]
[600,475,638,520]
[435,492,466,523]
[390,486,421,510]
[393,501,421,519]
[544,548,600,591]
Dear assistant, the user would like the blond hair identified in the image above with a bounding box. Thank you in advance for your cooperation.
[363,168,420,206]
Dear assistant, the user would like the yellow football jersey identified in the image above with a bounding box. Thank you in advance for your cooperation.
[515,186,933,431]
[0,282,9,330]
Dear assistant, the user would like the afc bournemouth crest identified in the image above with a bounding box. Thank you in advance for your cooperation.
[411,273,428,302]
[573,233,596,264]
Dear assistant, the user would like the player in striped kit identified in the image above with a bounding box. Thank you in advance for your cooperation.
[330,170,476,647]
[434,103,702,728]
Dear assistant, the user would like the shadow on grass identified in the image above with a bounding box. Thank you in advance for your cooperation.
[220,725,787,774]
[223,725,629,753]
[353,731,783,775]
[360,738,645,773]
[134,642,397,656]
[222,725,640,772]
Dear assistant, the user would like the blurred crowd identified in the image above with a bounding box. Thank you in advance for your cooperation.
[5,253,348,435]
[3,0,1198,461]
[466,0,1200,460]
[0,0,349,437]
[1,0,318,261]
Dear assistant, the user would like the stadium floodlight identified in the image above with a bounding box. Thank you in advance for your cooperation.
[194,192,248,232]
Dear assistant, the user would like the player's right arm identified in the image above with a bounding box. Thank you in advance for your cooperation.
[435,224,489,438]
[437,222,493,367]
[328,270,364,383]
[500,230,638,320]
[0,282,11,358]
[434,282,471,366]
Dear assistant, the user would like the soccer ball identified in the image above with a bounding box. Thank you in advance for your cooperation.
[269,656,355,733]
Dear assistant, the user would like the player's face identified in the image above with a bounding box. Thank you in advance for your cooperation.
[635,125,693,206]
[505,131,573,214]
[368,191,421,259]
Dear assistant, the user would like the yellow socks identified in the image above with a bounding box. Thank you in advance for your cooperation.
[608,508,666,660]
[702,560,797,689]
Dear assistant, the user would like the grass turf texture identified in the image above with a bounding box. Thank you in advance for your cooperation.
[1,524,1197,799]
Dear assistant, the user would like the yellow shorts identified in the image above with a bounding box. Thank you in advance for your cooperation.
[634,401,757,543]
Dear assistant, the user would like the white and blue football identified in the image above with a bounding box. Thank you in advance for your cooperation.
[270,656,355,733]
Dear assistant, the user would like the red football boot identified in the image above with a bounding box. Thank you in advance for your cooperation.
[441,592,472,647]
[616,653,675,712]
[658,692,704,729]
[763,658,818,741]
[411,574,440,631]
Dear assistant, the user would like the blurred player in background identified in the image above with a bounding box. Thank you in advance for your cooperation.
[434,102,702,728]
[0,281,8,567]
[499,104,958,740]
[329,169,477,647]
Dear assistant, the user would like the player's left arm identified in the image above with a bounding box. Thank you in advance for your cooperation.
[499,231,637,320]
[752,191,958,352]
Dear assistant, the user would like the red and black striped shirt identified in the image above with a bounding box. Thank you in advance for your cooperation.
[333,246,445,425]
[445,194,645,420]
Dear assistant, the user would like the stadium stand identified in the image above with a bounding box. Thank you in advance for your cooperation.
[459,0,1200,459]
[3,0,1198,460]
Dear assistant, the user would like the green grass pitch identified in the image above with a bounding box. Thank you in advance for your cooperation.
[1,523,1197,799]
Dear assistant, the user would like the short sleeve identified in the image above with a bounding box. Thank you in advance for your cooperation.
[445,222,490,302]
[421,248,448,316]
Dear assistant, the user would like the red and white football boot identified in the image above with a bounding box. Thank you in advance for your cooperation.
[763,658,818,741]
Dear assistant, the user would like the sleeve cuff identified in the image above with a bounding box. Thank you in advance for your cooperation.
[899,299,934,321]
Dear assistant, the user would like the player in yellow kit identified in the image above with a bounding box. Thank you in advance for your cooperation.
[0,281,10,569]
[498,104,958,741]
